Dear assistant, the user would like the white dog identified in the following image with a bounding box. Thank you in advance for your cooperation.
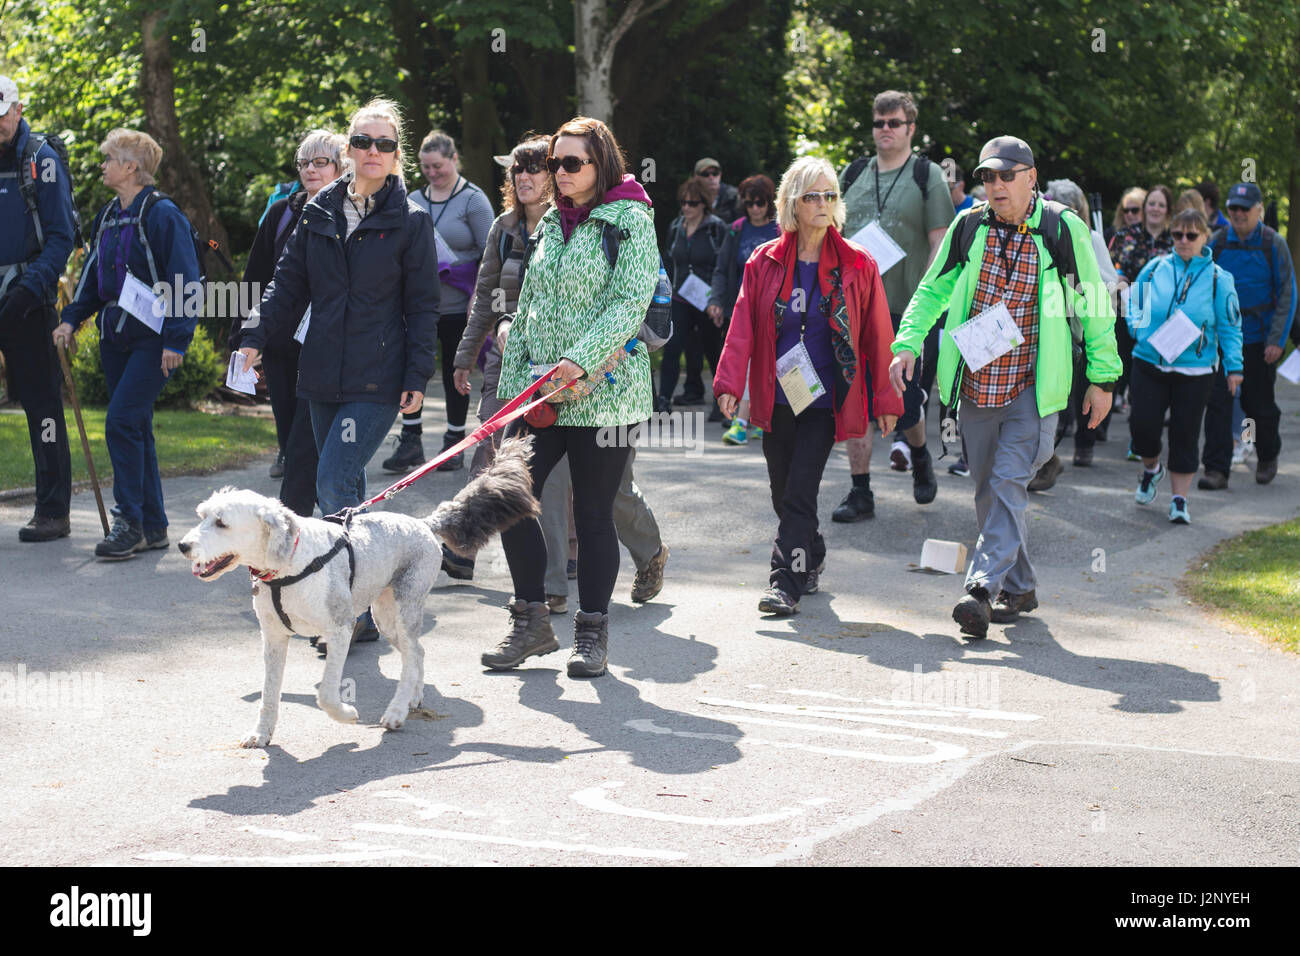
[179,436,539,748]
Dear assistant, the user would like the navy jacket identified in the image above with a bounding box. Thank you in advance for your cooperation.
[61,186,200,354]
[241,174,440,405]
[0,118,77,301]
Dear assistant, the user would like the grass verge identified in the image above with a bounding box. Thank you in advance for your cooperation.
[0,407,278,493]
[1184,517,1300,653]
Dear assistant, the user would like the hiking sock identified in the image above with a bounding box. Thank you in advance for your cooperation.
[401,412,422,436]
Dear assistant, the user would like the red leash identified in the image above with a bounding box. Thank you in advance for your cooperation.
[353,371,576,511]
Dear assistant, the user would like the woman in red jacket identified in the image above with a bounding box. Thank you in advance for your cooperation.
[715,157,902,615]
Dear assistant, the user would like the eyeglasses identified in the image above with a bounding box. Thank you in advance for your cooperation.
[680,199,703,207]
[1123,207,1141,215]
[295,156,335,170]
[511,160,546,176]
[349,134,398,153]
[547,155,595,174]
[743,198,767,208]
[799,191,839,205]
[872,118,910,129]
[1170,231,1203,241]
[975,167,1030,184]
[698,168,721,177]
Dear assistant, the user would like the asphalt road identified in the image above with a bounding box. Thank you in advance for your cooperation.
[2,380,1298,866]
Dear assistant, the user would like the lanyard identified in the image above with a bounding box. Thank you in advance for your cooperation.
[426,175,463,230]
[1163,259,1201,323]
[795,262,821,341]
[873,156,909,218]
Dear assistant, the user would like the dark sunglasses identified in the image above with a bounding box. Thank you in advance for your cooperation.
[743,198,768,208]
[295,156,335,170]
[546,155,595,174]
[872,118,910,129]
[698,168,721,177]
[680,199,703,207]
[511,160,546,176]
[976,167,1030,184]
[1171,230,1203,241]
[799,191,839,204]
[349,134,398,153]
[1123,206,1141,214]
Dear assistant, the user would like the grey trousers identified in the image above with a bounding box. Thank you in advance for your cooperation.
[958,388,1057,597]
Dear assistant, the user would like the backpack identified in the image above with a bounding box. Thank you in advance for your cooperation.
[519,217,673,351]
[941,199,1086,347]
[842,154,932,203]
[17,131,85,255]
[136,190,234,284]
[1210,225,1274,317]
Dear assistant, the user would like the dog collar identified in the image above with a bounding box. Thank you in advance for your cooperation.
[249,534,299,581]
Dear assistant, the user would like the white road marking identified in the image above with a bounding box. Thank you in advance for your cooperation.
[353,821,687,861]
[372,790,485,818]
[698,697,1012,738]
[782,688,1041,720]
[134,847,452,864]
[237,826,318,842]
[572,780,805,826]
[692,712,968,763]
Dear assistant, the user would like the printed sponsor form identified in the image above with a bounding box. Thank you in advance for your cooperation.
[118,271,166,333]
[677,273,712,312]
[775,340,826,415]
[848,221,906,274]
[293,305,312,344]
[225,352,258,395]
[1146,308,1202,364]
[949,301,1024,373]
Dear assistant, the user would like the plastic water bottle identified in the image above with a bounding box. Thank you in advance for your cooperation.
[653,266,671,306]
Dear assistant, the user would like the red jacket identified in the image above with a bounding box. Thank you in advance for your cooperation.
[713,229,903,441]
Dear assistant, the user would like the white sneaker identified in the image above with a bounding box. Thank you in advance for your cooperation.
[889,440,912,472]
[1232,441,1246,465]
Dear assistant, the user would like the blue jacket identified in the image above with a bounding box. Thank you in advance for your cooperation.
[0,118,77,301]
[241,174,440,405]
[1207,223,1296,346]
[61,186,200,354]
[1128,251,1243,375]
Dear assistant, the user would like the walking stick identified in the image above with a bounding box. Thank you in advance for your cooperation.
[55,339,110,536]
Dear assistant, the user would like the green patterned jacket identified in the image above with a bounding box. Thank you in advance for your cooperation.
[497,198,656,427]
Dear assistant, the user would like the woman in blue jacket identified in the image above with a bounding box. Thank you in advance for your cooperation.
[55,128,200,560]
[1127,209,1243,523]
[237,98,440,645]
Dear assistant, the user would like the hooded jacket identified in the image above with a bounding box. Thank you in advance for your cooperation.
[711,227,903,441]
[240,174,439,405]
[1128,251,1243,375]
[497,175,657,428]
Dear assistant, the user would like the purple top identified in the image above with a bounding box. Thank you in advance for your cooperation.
[775,259,833,409]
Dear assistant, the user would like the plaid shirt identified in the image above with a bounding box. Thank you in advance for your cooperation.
[961,222,1040,407]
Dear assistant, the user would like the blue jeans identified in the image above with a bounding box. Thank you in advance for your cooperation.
[101,344,168,531]
[308,400,398,517]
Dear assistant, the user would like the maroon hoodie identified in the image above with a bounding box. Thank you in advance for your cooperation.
[558,174,653,240]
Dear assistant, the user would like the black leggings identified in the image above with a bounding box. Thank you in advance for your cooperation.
[1128,359,1213,474]
[437,312,469,428]
[501,422,633,612]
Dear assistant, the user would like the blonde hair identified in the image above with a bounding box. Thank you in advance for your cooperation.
[101,128,162,186]
[1174,188,1206,217]
[345,97,406,176]
[1112,186,1147,231]
[775,156,845,233]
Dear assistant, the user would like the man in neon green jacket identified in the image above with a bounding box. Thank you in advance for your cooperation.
[889,136,1120,638]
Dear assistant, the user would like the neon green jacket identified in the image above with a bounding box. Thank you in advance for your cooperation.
[891,198,1121,416]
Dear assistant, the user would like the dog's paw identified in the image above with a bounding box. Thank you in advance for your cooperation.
[320,702,358,724]
[379,705,407,731]
[409,689,425,711]
[240,730,271,748]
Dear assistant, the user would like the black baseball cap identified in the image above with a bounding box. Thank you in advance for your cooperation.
[973,135,1034,173]
[1225,182,1262,209]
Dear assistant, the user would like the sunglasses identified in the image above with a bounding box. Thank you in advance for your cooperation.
[800,191,839,205]
[295,156,335,170]
[743,198,768,208]
[1171,231,1203,241]
[1123,207,1141,215]
[698,168,721,177]
[680,199,703,207]
[349,134,398,153]
[511,160,546,176]
[872,118,910,129]
[547,155,595,174]
[975,167,1030,184]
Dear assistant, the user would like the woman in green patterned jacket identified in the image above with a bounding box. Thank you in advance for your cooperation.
[481,116,657,679]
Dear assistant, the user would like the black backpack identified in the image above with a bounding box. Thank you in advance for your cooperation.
[842,154,933,203]
[519,218,672,351]
[17,131,84,254]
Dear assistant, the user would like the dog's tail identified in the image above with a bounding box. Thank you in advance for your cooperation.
[427,435,540,556]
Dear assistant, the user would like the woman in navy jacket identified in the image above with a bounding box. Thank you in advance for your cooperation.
[55,128,200,560]
[237,98,439,645]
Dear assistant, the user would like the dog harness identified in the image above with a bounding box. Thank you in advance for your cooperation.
[250,532,356,632]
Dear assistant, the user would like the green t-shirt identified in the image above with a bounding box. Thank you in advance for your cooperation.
[841,155,956,315]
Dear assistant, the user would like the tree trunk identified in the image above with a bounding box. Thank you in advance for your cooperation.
[573,0,616,120]
[139,9,231,270]
[459,40,503,211]
[389,0,433,138]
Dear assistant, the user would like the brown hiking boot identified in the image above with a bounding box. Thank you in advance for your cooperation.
[630,545,669,603]
[481,600,559,670]
[18,513,70,542]
[990,589,1039,623]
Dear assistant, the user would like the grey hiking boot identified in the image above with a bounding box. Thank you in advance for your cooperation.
[95,516,144,560]
[567,611,609,678]
[481,600,558,670]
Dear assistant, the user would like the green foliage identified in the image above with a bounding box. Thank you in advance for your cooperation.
[70,320,224,409]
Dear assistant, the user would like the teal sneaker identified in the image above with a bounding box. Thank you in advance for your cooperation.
[722,420,749,445]
[1126,443,1141,462]
[749,426,763,440]
[1135,464,1165,505]
[1169,497,1190,524]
